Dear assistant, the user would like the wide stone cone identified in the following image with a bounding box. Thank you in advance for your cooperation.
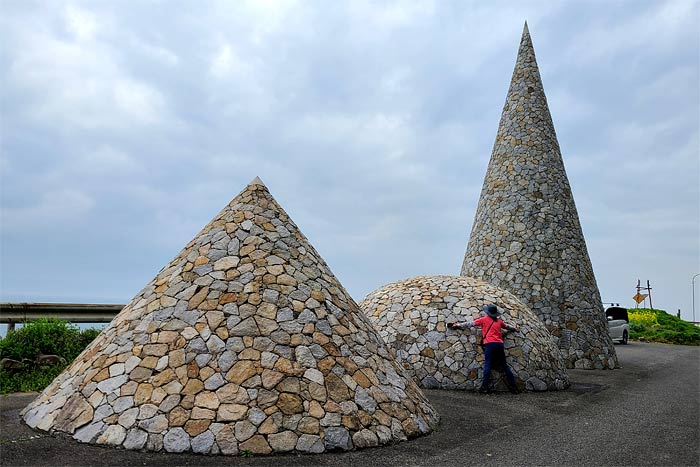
[460,23,617,370]
[22,177,439,455]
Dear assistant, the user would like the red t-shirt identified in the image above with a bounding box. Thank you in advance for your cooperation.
[474,316,507,344]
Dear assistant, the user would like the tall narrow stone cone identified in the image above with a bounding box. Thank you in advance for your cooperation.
[460,24,618,370]
[22,177,439,454]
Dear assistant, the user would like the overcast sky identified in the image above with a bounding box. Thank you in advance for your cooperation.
[1,0,698,331]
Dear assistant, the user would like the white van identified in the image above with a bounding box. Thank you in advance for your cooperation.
[606,306,629,344]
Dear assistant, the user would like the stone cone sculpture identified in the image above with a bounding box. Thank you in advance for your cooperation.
[460,23,617,370]
[22,177,439,455]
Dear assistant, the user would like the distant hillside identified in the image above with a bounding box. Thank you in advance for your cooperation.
[628,308,700,346]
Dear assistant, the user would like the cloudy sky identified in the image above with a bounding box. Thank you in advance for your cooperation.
[1,0,698,331]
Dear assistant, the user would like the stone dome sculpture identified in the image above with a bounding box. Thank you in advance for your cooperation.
[21,177,439,455]
[360,275,569,392]
[460,23,617,370]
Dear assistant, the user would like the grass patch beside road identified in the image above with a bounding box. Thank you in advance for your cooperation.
[629,308,700,346]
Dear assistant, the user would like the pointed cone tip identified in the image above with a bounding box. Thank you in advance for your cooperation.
[249,176,265,187]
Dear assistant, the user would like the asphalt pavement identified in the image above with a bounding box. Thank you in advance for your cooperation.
[1,342,698,467]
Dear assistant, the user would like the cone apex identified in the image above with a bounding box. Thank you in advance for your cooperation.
[249,175,265,186]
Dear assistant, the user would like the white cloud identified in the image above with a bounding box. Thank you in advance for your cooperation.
[64,4,98,41]
[113,79,165,124]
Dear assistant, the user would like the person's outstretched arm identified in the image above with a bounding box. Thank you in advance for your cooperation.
[448,318,475,329]
[503,321,520,333]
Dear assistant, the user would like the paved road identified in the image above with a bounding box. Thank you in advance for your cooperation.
[1,342,698,466]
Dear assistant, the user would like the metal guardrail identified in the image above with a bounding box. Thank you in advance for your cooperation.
[0,303,124,331]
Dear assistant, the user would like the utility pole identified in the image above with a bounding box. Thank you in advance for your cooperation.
[693,273,700,324]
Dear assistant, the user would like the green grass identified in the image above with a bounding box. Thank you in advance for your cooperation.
[0,319,100,394]
[0,365,66,393]
[628,308,700,346]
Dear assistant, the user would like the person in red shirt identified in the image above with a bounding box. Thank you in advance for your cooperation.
[449,304,520,393]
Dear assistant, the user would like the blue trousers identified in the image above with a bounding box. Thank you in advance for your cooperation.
[483,342,516,389]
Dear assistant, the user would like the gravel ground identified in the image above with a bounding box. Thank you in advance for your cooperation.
[1,342,698,467]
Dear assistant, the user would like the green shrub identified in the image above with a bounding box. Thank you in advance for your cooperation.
[628,308,700,346]
[0,319,88,361]
[79,328,102,349]
[0,365,65,393]
[0,320,101,394]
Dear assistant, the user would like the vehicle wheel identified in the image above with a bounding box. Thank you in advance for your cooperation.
[622,330,628,345]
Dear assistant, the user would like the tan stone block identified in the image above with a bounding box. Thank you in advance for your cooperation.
[191,407,216,420]
[215,327,229,340]
[260,369,284,389]
[324,400,341,413]
[342,414,360,430]
[93,367,110,383]
[317,357,335,373]
[151,387,167,404]
[140,356,159,369]
[134,384,154,405]
[120,380,138,396]
[187,362,199,378]
[268,265,284,276]
[239,435,272,455]
[181,394,195,409]
[152,368,176,387]
[325,373,349,401]
[206,311,225,329]
[199,367,215,381]
[358,410,372,427]
[219,293,238,304]
[257,303,277,319]
[217,404,248,422]
[312,332,329,345]
[184,419,211,437]
[308,400,324,419]
[216,383,249,404]
[189,287,209,308]
[169,350,185,368]
[277,393,303,415]
[238,348,260,360]
[258,416,279,434]
[352,370,372,389]
[194,391,219,409]
[130,367,153,382]
[297,416,319,434]
[225,360,258,384]
[175,365,188,382]
[375,410,391,427]
[215,425,238,455]
[182,379,204,395]
[310,290,325,302]
[308,382,327,402]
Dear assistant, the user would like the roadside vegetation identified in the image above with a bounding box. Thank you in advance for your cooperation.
[628,308,700,346]
[0,319,100,394]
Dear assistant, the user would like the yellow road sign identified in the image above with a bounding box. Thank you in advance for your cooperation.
[633,293,648,304]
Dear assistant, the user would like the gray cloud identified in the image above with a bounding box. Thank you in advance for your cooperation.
[1,1,698,325]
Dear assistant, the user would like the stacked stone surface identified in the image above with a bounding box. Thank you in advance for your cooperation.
[360,275,569,392]
[460,23,617,370]
[21,177,439,455]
